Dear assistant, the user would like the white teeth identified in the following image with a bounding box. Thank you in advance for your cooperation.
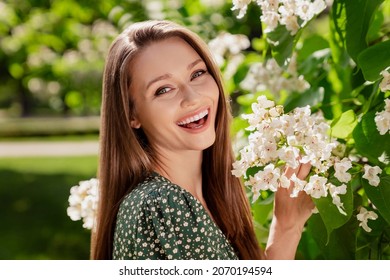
[178,110,208,126]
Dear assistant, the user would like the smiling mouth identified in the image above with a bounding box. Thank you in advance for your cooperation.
[177,109,209,129]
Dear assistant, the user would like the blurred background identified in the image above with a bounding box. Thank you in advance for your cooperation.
[0,0,262,259]
[2,0,390,260]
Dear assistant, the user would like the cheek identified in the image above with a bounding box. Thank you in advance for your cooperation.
[205,78,220,101]
[138,102,177,129]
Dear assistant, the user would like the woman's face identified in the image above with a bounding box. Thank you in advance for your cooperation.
[129,36,219,154]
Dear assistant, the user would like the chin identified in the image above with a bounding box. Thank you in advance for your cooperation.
[199,135,216,151]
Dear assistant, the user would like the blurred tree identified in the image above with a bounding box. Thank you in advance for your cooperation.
[1,0,122,116]
[0,0,253,117]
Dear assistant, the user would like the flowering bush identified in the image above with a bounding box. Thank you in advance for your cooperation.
[226,0,390,259]
[232,94,384,226]
[65,0,389,259]
[232,96,352,215]
[67,178,99,230]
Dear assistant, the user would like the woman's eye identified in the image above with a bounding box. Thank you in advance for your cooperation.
[155,87,171,96]
[191,70,206,80]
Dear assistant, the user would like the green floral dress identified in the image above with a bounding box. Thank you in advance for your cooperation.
[112,172,239,260]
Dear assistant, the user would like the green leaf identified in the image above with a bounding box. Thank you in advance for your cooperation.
[366,7,385,43]
[353,111,390,165]
[314,183,354,243]
[329,0,349,66]
[331,109,358,139]
[297,35,329,62]
[357,40,390,81]
[236,94,257,107]
[363,173,390,225]
[251,196,273,225]
[266,24,296,67]
[298,48,331,80]
[283,87,324,113]
[307,213,357,259]
[345,0,384,63]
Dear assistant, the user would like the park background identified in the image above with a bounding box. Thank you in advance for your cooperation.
[0,0,389,260]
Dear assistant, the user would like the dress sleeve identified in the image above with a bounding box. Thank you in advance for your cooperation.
[131,188,208,260]
[114,186,221,260]
[113,182,239,260]
[136,191,184,259]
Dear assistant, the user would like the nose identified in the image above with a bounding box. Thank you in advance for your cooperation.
[180,84,201,107]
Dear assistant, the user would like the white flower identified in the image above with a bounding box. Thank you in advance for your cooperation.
[328,183,347,215]
[261,11,280,32]
[379,69,390,92]
[311,0,327,14]
[258,0,279,11]
[296,0,314,21]
[252,163,281,192]
[240,58,309,96]
[362,165,382,187]
[208,32,250,67]
[232,159,248,177]
[261,139,279,162]
[232,0,253,18]
[279,173,291,188]
[296,0,326,25]
[304,174,328,198]
[278,146,300,169]
[290,173,307,197]
[374,98,390,135]
[255,0,327,34]
[385,98,390,112]
[357,207,378,232]
[334,158,352,183]
[67,178,99,229]
[281,13,300,35]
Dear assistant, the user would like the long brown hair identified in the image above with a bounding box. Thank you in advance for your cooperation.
[91,20,263,260]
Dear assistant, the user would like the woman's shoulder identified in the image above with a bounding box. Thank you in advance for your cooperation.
[118,172,190,213]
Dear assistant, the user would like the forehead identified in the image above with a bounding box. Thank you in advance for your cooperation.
[129,37,203,87]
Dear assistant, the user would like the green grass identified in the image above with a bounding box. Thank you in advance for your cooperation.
[0,156,98,259]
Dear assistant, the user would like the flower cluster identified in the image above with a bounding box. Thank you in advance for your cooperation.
[208,32,250,79]
[231,0,253,19]
[240,56,309,97]
[67,178,99,230]
[232,0,327,35]
[232,96,382,216]
[374,98,390,135]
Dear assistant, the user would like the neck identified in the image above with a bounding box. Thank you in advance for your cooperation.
[155,149,204,200]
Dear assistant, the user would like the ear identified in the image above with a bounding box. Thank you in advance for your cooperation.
[130,119,141,129]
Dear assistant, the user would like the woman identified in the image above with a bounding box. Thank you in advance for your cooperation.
[91,20,314,260]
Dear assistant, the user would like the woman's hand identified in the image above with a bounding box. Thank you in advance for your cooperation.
[264,162,315,260]
[274,162,315,234]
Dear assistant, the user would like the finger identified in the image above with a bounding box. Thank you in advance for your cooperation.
[284,164,301,179]
[296,162,311,180]
[298,191,316,212]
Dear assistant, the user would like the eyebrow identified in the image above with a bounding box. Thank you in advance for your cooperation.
[145,58,204,90]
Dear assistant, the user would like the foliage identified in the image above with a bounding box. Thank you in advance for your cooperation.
[226,0,390,259]
[2,0,389,259]
[0,0,239,116]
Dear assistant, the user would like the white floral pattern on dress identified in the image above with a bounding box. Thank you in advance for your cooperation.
[112,173,239,260]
